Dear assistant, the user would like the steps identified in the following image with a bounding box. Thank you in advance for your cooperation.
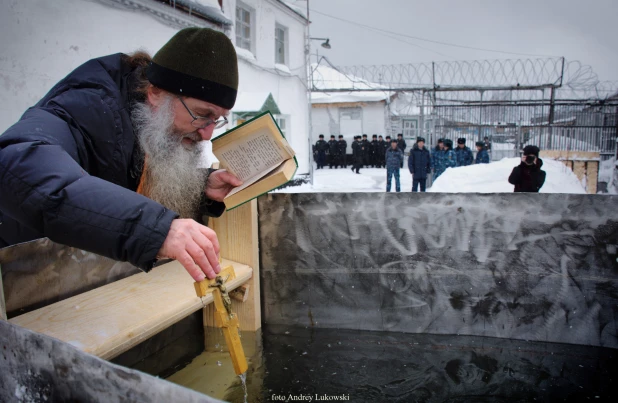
[9,259,252,360]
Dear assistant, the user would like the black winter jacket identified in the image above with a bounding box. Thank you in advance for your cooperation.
[408,144,431,179]
[0,54,223,271]
[508,159,546,192]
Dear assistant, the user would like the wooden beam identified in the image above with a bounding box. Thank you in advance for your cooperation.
[207,199,260,332]
[9,259,252,360]
[586,161,599,194]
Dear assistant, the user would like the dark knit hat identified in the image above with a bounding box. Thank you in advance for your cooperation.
[330,135,335,138]
[443,139,453,148]
[146,27,238,109]
[457,138,466,145]
[475,141,484,147]
[372,134,378,138]
[437,138,444,144]
[523,145,540,156]
[391,139,398,144]
[319,134,324,138]
[417,136,426,143]
[338,135,343,138]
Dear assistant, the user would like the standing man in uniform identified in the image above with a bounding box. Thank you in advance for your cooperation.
[397,133,407,168]
[475,141,490,164]
[361,134,370,168]
[443,139,457,172]
[370,134,379,168]
[377,135,386,168]
[431,139,446,179]
[454,138,473,167]
[408,137,431,192]
[328,135,339,169]
[385,139,404,192]
[338,135,347,168]
[315,134,328,169]
[351,136,364,174]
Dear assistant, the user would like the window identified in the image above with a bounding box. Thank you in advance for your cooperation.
[275,116,287,137]
[235,4,252,51]
[402,119,419,142]
[275,24,287,65]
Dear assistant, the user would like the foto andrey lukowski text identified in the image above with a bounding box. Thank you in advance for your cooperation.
[271,394,351,401]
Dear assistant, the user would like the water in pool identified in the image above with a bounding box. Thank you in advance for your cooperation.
[168,325,617,402]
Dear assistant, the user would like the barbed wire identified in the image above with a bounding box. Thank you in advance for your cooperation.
[312,56,618,101]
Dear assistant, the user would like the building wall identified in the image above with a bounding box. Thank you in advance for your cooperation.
[222,0,310,174]
[0,0,188,133]
[0,0,310,174]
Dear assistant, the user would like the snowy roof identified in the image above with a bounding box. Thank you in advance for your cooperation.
[179,0,231,25]
[311,62,390,104]
[278,1,309,20]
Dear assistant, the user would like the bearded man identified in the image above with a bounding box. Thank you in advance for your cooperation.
[0,28,242,282]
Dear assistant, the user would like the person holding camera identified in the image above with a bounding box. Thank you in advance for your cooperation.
[508,145,546,192]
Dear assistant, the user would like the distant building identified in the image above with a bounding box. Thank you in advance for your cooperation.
[310,62,391,154]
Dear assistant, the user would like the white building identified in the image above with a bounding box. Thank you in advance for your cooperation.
[0,0,311,174]
[310,62,391,154]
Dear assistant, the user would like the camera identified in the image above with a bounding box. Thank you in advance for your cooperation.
[525,155,536,164]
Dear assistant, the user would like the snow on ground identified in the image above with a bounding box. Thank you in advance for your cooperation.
[277,158,587,194]
[429,158,585,194]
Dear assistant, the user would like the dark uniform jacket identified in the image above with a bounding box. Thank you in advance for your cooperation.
[475,148,490,164]
[328,139,338,155]
[408,144,432,179]
[397,138,407,153]
[352,141,363,163]
[315,139,328,155]
[337,139,347,155]
[508,159,546,192]
[0,54,224,271]
[455,146,474,167]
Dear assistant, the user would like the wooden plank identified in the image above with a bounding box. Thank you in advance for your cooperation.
[208,199,261,332]
[540,150,600,161]
[573,161,586,184]
[586,161,599,194]
[9,259,252,360]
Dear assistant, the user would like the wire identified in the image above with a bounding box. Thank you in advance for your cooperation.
[310,9,559,58]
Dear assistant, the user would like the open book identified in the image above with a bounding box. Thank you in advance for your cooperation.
[212,111,297,210]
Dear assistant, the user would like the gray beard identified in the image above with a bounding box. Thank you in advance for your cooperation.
[131,97,207,219]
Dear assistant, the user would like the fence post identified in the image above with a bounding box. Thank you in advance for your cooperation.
[547,86,556,150]
[478,90,484,142]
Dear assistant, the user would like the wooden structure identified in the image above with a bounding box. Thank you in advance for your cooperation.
[539,150,600,194]
[1,199,260,364]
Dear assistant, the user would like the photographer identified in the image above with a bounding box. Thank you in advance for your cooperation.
[508,145,546,192]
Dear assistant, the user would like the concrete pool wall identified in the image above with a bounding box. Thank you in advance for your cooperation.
[258,193,618,348]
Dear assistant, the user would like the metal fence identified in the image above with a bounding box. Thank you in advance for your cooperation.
[312,57,618,161]
[433,99,618,161]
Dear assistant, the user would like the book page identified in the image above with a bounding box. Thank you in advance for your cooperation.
[216,127,290,183]
[224,160,284,198]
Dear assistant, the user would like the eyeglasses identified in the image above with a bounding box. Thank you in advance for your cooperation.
[177,97,228,129]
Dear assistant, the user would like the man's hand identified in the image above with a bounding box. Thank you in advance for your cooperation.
[158,219,221,281]
[205,170,243,202]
